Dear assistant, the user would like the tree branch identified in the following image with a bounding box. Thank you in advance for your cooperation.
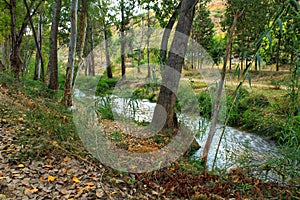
[17,0,44,45]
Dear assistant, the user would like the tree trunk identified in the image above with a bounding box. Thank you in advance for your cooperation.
[88,23,95,76]
[160,1,182,72]
[47,0,62,90]
[229,43,232,71]
[120,0,126,79]
[63,0,78,107]
[137,17,145,74]
[76,0,87,67]
[104,27,112,78]
[34,13,43,80]
[10,0,22,79]
[23,0,45,82]
[275,30,281,72]
[147,4,151,79]
[202,11,241,171]
[152,0,198,130]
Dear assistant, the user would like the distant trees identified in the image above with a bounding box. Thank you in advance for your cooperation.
[3,0,43,79]
[222,0,275,70]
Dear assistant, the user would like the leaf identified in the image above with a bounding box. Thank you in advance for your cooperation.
[247,72,252,87]
[31,188,38,193]
[63,157,71,162]
[48,175,56,182]
[24,188,32,195]
[18,164,25,168]
[267,34,272,52]
[72,176,81,183]
[60,188,67,195]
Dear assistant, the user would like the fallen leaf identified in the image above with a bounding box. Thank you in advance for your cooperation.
[72,176,80,183]
[31,188,38,193]
[63,157,71,162]
[60,188,67,195]
[18,164,25,168]
[24,188,32,195]
[48,175,56,182]
[62,168,67,173]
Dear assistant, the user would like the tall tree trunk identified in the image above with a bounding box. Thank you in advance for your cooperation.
[202,10,242,170]
[23,0,45,82]
[88,23,95,76]
[34,13,43,80]
[47,0,61,90]
[5,35,11,68]
[63,0,78,107]
[229,43,232,71]
[76,0,87,67]
[104,27,112,78]
[147,4,151,79]
[137,17,145,74]
[120,0,126,78]
[275,30,281,72]
[10,0,22,79]
[97,0,112,78]
[160,1,182,72]
[152,0,198,129]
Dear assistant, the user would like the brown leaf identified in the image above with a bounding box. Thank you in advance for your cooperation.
[60,188,67,195]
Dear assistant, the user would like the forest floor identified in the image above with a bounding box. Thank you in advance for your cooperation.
[0,72,299,199]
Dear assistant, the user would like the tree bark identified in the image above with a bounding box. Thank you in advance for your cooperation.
[152,0,198,130]
[120,0,126,78]
[160,1,182,71]
[63,0,78,107]
[147,4,151,79]
[9,0,23,79]
[34,13,43,80]
[76,0,87,67]
[47,0,61,90]
[275,30,281,72]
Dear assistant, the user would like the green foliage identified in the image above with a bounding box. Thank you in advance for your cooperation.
[96,76,118,96]
[197,92,212,118]
[110,131,123,141]
[96,97,114,120]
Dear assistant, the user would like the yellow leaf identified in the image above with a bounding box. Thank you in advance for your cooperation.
[72,176,80,183]
[18,164,25,168]
[31,188,38,193]
[51,141,58,146]
[48,175,56,182]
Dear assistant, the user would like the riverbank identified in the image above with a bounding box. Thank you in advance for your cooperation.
[1,72,299,199]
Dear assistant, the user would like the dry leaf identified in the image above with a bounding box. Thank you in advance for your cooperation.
[48,175,56,182]
[60,188,67,195]
[63,157,71,162]
[31,188,38,193]
[24,188,32,195]
[72,176,80,183]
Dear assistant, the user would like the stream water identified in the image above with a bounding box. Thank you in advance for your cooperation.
[74,89,283,181]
